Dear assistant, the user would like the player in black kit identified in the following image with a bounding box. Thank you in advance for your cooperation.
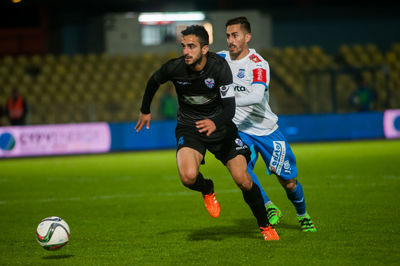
[135,25,279,240]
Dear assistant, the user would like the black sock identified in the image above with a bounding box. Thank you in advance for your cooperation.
[185,172,213,195]
[242,183,269,228]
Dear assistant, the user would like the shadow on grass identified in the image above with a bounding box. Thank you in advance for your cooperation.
[187,219,263,241]
[187,219,302,241]
[42,254,74,260]
[159,218,301,241]
[276,222,301,231]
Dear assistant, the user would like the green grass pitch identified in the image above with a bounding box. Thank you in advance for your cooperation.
[0,139,399,265]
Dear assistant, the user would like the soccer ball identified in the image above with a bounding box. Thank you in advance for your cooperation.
[36,216,70,250]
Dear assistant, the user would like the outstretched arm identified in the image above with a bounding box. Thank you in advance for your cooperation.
[134,75,160,132]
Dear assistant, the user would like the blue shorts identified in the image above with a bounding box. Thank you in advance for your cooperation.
[238,128,298,180]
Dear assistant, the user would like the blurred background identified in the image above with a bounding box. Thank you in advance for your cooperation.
[0,0,399,126]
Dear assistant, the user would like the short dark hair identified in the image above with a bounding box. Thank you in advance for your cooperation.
[225,16,251,33]
[181,25,209,47]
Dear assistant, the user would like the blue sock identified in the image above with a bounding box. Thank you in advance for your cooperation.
[248,168,270,205]
[286,181,306,215]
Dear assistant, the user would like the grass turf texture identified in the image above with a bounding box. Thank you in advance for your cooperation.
[0,139,399,265]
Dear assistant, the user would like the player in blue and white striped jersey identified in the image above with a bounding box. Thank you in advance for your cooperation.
[218,17,316,232]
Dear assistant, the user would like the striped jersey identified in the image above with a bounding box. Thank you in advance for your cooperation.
[217,49,278,136]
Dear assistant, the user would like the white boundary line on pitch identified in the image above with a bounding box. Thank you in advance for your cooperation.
[0,179,395,205]
[0,188,242,205]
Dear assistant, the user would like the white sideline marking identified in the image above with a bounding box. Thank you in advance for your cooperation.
[384,175,400,180]
[0,189,240,205]
[0,175,398,205]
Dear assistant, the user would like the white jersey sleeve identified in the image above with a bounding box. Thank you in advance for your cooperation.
[217,49,278,136]
[235,83,265,106]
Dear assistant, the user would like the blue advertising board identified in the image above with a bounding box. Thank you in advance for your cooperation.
[109,111,392,151]
[2,111,399,157]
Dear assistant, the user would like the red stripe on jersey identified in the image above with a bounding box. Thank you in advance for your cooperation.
[252,68,267,83]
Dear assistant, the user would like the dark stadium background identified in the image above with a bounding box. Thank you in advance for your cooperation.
[1,0,399,54]
[0,0,399,143]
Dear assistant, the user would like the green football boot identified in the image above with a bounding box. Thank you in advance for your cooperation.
[297,213,317,232]
[265,202,282,225]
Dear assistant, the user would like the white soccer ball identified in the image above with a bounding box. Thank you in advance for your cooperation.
[36,216,70,250]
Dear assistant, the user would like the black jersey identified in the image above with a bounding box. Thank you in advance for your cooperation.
[140,52,234,127]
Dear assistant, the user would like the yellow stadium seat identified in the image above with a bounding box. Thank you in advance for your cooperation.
[43,54,56,65]
[16,55,29,66]
[2,55,14,66]
[31,54,43,66]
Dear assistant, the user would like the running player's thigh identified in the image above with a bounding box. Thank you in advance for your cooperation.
[176,147,204,181]
[226,154,253,190]
[251,134,274,167]
[238,131,259,170]
[256,133,298,179]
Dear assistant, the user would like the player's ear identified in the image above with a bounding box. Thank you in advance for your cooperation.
[245,33,252,43]
[202,44,209,55]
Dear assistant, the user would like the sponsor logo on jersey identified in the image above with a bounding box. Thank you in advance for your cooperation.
[220,85,229,97]
[220,84,234,98]
[183,94,216,104]
[237,68,245,79]
[177,81,191,85]
[249,54,261,63]
[204,78,215,88]
[252,68,267,83]
[284,160,291,174]
[269,141,286,175]
[234,85,246,92]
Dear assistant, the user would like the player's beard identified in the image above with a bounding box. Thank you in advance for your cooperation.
[185,52,203,67]
[229,44,243,59]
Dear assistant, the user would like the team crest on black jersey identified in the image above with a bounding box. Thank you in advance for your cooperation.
[204,78,215,88]
[237,69,245,79]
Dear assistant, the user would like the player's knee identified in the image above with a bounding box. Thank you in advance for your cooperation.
[179,169,198,186]
[236,174,253,191]
[283,178,297,191]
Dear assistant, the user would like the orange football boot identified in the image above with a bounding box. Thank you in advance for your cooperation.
[203,193,220,218]
[260,225,280,241]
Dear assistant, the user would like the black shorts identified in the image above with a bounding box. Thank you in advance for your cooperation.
[175,122,251,165]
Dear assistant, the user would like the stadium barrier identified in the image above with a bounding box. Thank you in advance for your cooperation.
[0,110,399,158]
[0,123,111,158]
[108,120,177,151]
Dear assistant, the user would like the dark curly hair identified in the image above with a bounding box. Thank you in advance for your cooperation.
[181,25,209,47]
[225,16,251,33]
